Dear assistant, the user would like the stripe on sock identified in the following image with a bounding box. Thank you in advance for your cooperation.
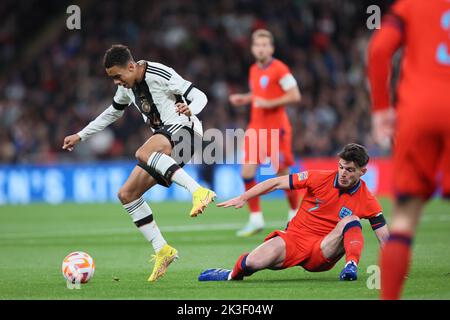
[134,215,154,227]
[149,152,163,170]
[342,220,362,235]
[123,197,154,223]
[241,254,254,276]
[124,198,145,214]
[387,233,413,246]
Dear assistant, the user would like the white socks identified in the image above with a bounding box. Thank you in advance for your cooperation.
[346,260,357,267]
[138,223,166,253]
[147,152,200,194]
[249,211,264,228]
[172,169,201,193]
[123,197,167,253]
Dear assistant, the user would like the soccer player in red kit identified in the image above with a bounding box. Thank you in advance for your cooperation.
[229,29,302,237]
[368,0,450,299]
[198,144,389,282]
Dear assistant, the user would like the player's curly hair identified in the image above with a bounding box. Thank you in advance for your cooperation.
[103,44,134,69]
[338,143,369,168]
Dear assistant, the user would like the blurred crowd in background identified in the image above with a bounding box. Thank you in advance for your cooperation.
[0,0,391,164]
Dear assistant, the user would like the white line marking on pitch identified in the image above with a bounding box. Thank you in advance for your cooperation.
[1,214,450,240]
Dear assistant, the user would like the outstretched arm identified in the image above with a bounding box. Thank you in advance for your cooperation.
[217,175,290,209]
[62,105,124,151]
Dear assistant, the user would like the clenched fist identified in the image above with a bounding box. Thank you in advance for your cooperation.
[62,134,81,152]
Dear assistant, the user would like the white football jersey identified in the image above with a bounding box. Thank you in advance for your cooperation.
[112,61,203,136]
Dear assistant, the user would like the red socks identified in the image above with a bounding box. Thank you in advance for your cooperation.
[343,221,364,264]
[380,232,413,300]
[244,179,261,213]
[230,253,254,280]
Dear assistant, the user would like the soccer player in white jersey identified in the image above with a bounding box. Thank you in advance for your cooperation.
[62,44,216,282]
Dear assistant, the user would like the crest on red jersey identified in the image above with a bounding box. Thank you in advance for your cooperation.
[259,75,269,89]
[339,206,353,219]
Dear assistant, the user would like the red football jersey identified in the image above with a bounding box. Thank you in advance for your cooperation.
[248,58,295,128]
[368,0,450,112]
[289,170,383,237]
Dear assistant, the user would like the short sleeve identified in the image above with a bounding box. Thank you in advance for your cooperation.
[276,61,297,91]
[113,86,131,110]
[289,171,312,190]
[363,196,383,219]
[276,60,291,78]
[279,74,297,91]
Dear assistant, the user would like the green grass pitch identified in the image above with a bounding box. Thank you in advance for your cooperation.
[0,198,449,299]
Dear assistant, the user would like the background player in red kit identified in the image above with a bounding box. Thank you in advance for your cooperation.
[198,144,389,281]
[229,29,302,237]
[367,0,450,300]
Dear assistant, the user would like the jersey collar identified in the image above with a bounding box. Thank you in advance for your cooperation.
[257,58,274,70]
[334,173,361,196]
[136,61,148,84]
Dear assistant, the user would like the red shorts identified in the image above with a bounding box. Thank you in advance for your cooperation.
[243,126,294,171]
[264,229,342,272]
[394,107,450,199]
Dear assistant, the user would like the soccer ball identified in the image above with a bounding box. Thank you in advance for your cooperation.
[62,251,95,283]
